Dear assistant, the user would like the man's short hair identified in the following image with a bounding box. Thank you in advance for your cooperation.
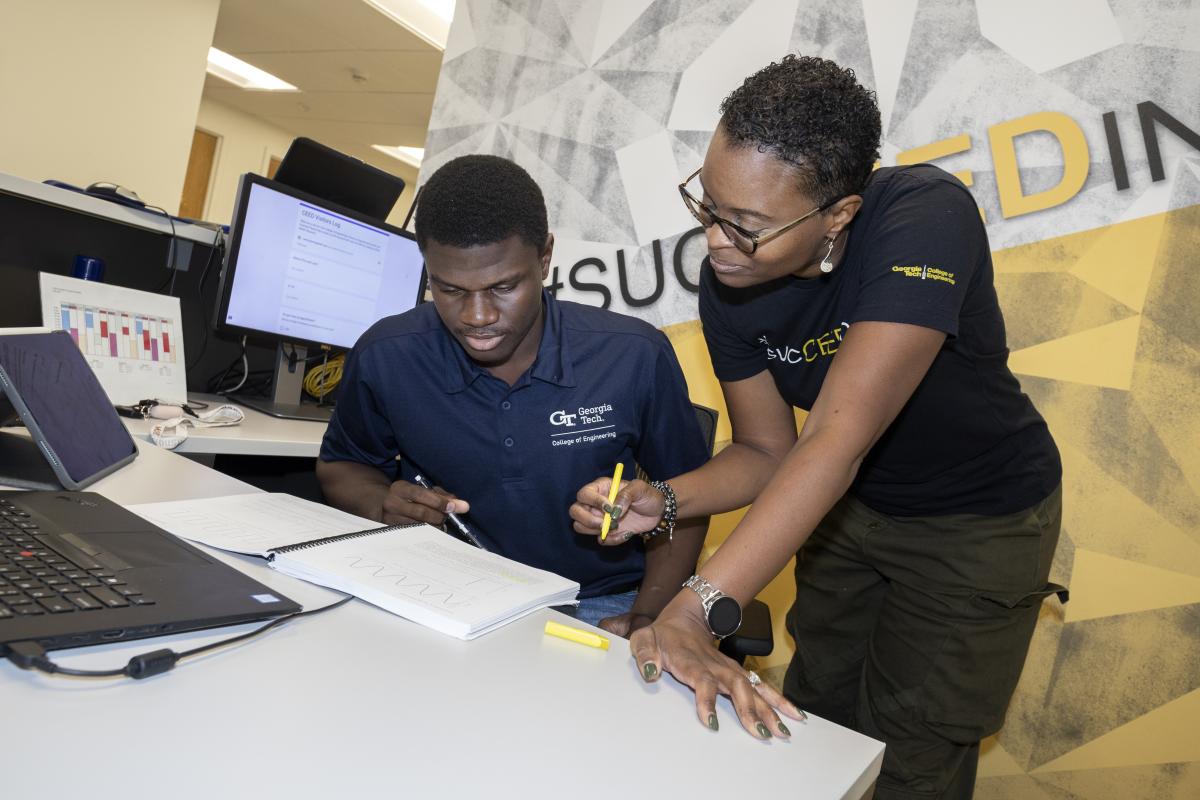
[720,54,882,206]
[415,155,549,252]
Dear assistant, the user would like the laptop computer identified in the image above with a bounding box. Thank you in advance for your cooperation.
[0,331,301,653]
[0,490,301,652]
[0,330,137,490]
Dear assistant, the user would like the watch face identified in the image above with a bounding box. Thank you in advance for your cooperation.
[708,595,742,637]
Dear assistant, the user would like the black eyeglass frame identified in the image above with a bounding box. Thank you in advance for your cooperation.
[678,167,837,255]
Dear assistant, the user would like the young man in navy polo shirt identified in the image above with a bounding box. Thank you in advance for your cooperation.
[316,155,710,632]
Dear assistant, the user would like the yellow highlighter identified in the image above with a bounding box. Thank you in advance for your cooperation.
[599,462,624,542]
[545,620,610,650]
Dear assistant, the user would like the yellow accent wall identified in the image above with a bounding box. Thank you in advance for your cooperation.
[664,204,1200,797]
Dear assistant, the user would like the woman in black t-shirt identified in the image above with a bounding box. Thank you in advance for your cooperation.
[570,55,1062,799]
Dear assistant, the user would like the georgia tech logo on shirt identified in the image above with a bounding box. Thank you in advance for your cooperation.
[550,410,578,426]
[892,264,956,285]
[549,402,614,427]
[549,402,618,449]
[760,322,850,365]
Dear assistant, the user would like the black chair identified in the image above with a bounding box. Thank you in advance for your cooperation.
[688,405,774,665]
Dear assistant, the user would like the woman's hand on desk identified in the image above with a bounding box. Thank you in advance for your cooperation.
[598,611,655,637]
[630,593,802,739]
[570,477,664,543]
[383,480,470,527]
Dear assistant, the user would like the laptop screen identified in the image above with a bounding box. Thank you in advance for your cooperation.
[0,331,136,484]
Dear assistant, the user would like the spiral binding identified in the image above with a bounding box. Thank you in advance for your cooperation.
[268,522,422,558]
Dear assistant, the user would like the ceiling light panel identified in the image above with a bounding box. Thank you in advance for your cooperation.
[362,0,454,50]
[372,145,424,167]
[206,47,299,91]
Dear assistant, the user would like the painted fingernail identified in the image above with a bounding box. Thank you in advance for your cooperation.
[610,505,623,519]
[707,713,719,731]
[777,721,791,736]
[756,722,772,739]
[602,503,614,514]
[642,662,658,681]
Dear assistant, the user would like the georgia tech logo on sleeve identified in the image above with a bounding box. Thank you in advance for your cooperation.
[892,264,956,285]
[760,322,850,366]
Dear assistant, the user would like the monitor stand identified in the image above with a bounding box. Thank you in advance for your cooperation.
[234,342,333,423]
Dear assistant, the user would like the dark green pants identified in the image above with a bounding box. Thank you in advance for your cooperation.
[783,486,1064,799]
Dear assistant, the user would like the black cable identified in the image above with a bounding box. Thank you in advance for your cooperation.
[401,184,421,231]
[186,228,225,373]
[145,204,179,294]
[7,595,353,680]
[209,350,242,393]
[211,335,249,394]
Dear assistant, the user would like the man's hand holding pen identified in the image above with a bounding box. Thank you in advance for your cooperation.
[381,478,470,527]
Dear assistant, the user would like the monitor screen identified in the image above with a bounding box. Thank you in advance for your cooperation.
[215,174,424,350]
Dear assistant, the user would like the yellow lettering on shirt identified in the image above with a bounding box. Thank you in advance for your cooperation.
[891,264,956,285]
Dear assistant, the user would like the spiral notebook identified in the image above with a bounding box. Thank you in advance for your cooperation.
[128,493,579,640]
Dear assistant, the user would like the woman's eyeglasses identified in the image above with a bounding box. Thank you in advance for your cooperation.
[678,167,833,255]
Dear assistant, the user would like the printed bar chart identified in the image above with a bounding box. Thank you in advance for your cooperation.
[58,303,177,364]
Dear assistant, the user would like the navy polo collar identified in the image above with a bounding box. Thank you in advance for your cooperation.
[440,289,576,393]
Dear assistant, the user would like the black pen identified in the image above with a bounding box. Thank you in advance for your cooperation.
[412,473,487,551]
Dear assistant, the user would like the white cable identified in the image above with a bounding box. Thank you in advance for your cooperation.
[226,335,249,393]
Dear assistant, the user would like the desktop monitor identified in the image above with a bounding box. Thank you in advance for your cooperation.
[274,137,405,222]
[213,173,425,420]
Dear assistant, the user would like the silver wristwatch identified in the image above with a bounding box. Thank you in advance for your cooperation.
[683,575,743,639]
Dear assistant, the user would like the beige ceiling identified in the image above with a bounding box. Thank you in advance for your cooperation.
[205,0,444,185]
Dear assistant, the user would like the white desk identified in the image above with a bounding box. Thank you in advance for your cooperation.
[2,441,884,799]
[121,394,328,457]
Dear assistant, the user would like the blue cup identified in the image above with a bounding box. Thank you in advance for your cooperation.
[73,255,106,282]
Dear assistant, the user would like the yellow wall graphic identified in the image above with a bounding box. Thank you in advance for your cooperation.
[664,201,1200,798]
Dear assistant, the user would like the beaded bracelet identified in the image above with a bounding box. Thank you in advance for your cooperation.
[644,480,677,541]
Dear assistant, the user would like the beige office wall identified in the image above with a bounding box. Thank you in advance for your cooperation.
[196,96,419,229]
[0,0,219,214]
[195,97,294,225]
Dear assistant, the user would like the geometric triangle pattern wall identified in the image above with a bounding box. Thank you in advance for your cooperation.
[428,3,1200,796]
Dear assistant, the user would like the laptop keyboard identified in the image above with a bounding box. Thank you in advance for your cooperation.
[0,498,154,620]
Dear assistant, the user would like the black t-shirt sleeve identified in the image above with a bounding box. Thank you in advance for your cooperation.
[850,174,984,337]
[699,263,767,382]
[318,344,400,478]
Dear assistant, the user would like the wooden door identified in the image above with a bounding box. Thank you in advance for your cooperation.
[179,128,219,220]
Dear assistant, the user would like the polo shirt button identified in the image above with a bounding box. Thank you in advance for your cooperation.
[504,437,514,447]
[501,401,511,410]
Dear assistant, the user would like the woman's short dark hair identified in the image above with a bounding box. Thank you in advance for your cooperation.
[415,155,549,252]
[719,54,881,205]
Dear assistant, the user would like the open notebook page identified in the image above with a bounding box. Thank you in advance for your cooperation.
[127,493,378,557]
[270,526,578,639]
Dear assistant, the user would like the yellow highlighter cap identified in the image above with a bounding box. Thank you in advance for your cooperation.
[600,462,624,542]
[544,619,610,650]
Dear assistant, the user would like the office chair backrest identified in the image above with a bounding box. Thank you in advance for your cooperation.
[692,403,718,455]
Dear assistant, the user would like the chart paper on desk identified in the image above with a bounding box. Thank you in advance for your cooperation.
[39,272,186,405]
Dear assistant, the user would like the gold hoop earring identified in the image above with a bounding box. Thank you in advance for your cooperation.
[819,236,837,273]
